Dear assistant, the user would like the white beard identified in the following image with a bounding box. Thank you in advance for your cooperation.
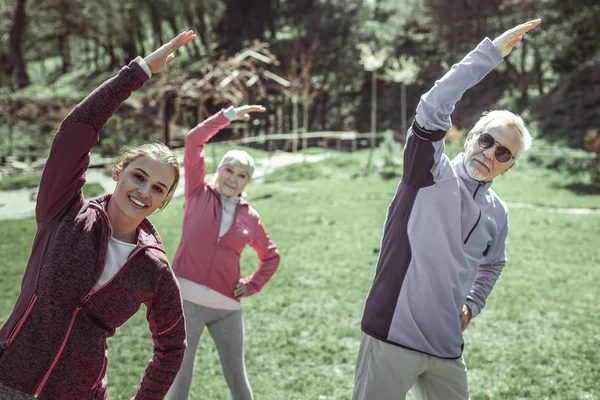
[465,159,489,181]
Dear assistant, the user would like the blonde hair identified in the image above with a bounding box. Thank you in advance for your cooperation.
[113,142,180,210]
[471,110,533,159]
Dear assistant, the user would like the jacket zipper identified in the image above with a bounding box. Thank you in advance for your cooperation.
[472,182,483,199]
[464,182,484,245]
[34,203,112,397]
[463,211,482,244]
[33,203,167,397]
[91,339,108,390]
[0,294,38,355]
[34,294,92,397]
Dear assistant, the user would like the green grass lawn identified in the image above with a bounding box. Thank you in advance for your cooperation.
[0,150,599,399]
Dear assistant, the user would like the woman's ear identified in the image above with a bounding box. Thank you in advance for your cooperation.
[113,167,122,182]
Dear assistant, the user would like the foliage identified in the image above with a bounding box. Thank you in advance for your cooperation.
[378,130,403,180]
[0,173,40,190]
[1,0,598,155]
[98,115,139,157]
[0,171,104,196]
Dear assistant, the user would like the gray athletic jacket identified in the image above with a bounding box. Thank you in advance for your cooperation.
[361,38,508,359]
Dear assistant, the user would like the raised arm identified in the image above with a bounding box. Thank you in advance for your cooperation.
[36,31,196,223]
[403,19,541,187]
[184,105,265,196]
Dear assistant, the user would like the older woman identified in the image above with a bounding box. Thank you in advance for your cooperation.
[168,106,280,400]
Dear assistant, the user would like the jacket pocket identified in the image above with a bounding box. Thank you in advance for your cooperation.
[91,340,108,390]
[1,294,38,353]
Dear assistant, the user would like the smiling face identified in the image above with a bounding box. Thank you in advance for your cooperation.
[110,156,177,222]
[463,126,521,182]
[215,163,251,197]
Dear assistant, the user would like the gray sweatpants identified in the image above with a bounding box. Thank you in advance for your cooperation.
[168,301,253,400]
[353,333,469,400]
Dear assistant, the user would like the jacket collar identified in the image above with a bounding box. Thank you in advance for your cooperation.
[452,153,493,197]
[90,193,164,249]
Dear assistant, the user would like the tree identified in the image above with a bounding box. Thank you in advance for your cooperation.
[9,0,30,88]
[384,55,419,139]
[533,0,600,148]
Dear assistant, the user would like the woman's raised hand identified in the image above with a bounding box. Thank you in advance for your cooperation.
[144,31,197,74]
[233,105,267,121]
[493,19,541,58]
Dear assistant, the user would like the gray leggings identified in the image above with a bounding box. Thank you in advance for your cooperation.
[168,301,253,400]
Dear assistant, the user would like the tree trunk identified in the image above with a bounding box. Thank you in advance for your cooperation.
[196,5,211,52]
[518,39,529,110]
[58,34,71,73]
[292,97,298,152]
[93,38,100,69]
[58,0,71,73]
[534,45,544,96]
[136,22,147,58]
[9,0,30,88]
[184,6,202,57]
[400,83,407,140]
[121,5,139,63]
[166,15,180,39]
[147,1,165,49]
[370,70,377,147]
[320,91,328,130]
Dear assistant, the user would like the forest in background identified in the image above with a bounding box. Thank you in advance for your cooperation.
[1,0,599,159]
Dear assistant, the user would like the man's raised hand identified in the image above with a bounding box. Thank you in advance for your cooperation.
[493,19,541,58]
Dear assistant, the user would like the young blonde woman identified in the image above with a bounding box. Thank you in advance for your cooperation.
[168,106,281,400]
[0,31,197,399]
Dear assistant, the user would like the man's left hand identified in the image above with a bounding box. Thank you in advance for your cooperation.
[460,304,472,331]
[493,19,541,58]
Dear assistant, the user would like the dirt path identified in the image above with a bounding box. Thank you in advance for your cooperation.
[506,202,600,215]
[0,152,328,221]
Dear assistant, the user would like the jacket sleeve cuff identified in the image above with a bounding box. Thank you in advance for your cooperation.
[465,299,481,318]
[134,56,152,78]
[224,106,237,122]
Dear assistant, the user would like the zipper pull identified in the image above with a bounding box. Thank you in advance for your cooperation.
[78,294,92,308]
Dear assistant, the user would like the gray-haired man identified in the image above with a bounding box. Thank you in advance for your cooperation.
[353,19,541,400]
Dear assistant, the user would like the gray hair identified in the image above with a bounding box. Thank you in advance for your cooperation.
[471,110,533,159]
[218,150,255,178]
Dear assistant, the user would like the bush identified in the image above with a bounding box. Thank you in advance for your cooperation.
[98,115,138,157]
[378,130,402,180]
[83,183,106,198]
[0,173,42,191]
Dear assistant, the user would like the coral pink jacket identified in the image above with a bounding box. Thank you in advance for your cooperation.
[171,112,280,299]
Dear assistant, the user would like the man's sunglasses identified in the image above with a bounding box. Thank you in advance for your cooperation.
[477,133,514,163]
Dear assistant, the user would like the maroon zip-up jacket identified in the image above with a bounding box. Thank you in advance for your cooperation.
[0,61,186,399]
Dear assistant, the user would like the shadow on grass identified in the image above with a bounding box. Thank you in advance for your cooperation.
[564,182,600,195]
